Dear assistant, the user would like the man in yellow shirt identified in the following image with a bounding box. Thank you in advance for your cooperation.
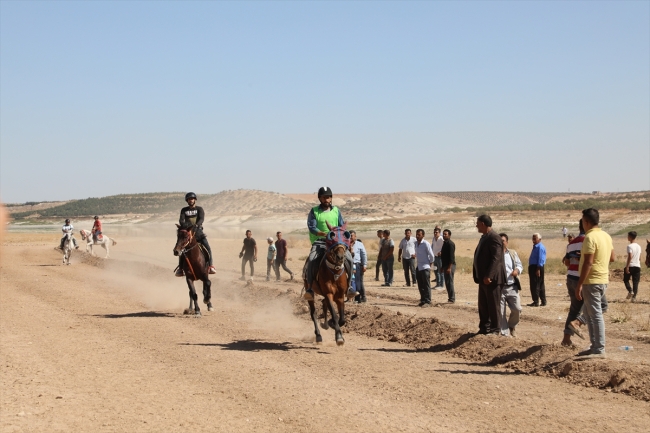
[575,208,615,358]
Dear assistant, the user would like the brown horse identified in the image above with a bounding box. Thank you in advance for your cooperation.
[173,225,213,316]
[304,222,351,345]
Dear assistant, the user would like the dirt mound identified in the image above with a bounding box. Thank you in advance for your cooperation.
[290,298,650,401]
[201,190,310,217]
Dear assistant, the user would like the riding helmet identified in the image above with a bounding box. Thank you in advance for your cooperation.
[185,192,197,201]
[65,218,70,224]
[318,186,333,197]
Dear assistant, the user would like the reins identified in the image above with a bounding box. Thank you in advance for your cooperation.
[177,229,199,281]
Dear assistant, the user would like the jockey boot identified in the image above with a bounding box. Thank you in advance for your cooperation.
[303,288,314,301]
[208,265,216,274]
[175,257,185,277]
[199,237,216,275]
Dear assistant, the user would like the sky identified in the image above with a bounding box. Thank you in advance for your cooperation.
[1,1,649,203]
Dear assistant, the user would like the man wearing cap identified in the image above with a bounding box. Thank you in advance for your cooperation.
[303,187,354,301]
[176,192,217,276]
[58,218,79,250]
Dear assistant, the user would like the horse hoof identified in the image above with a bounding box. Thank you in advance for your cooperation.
[328,319,336,328]
[208,306,214,312]
[321,322,329,330]
[336,337,345,346]
[315,335,323,343]
[194,311,202,317]
[203,298,209,305]
[183,309,192,315]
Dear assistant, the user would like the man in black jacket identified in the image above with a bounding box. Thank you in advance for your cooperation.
[473,214,507,334]
[176,192,216,276]
[440,229,456,303]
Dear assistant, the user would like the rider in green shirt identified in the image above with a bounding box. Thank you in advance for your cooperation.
[303,187,355,300]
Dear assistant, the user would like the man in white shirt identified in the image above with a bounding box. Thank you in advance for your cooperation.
[415,229,435,307]
[58,218,79,250]
[625,231,642,301]
[431,227,445,288]
[499,233,523,337]
[398,229,417,287]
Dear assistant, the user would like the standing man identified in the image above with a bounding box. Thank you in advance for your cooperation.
[375,230,384,282]
[440,229,456,303]
[302,187,354,300]
[414,229,435,307]
[350,230,368,303]
[562,226,568,238]
[575,208,614,358]
[398,229,417,287]
[499,233,523,337]
[380,230,395,287]
[528,233,547,307]
[431,227,445,288]
[473,214,507,335]
[624,231,642,302]
[274,231,294,281]
[239,230,257,280]
[266,237,276,281]
[176,192,217,276]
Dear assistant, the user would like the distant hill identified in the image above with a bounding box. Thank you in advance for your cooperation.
[8,189,650,221]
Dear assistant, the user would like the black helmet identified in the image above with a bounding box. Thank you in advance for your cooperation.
[65,218,70,224]
[185,192,197,201]
[318,186,333,197]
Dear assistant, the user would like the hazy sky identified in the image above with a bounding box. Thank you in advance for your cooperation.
[1,1,649,203]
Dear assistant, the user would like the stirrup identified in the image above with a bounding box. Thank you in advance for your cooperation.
[175,268,185,277]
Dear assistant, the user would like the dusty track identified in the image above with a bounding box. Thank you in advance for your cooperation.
[2,237,649,432]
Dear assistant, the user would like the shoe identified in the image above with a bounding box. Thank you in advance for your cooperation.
[527,302,539,307]
[568,321,584,339]
[626,292,633,300]
[239,276,246,281]
[275,278,281,282]
[266,277,270,282]
[290,274,294,280]
[381,283,389,287]
[577,353,606,360]
[175,269,185,277]
[303,289,314,301]
[509,327,516,338]
[631,296,637,303]
[447,300,455,304]
[347,288,357,299]
[360,298,367,303]
[208,266,216,274]
[541,302,547,307]
[576,349,592,357]
[374,278,379,282]
[418,302,425,307]
[421,303,432,308]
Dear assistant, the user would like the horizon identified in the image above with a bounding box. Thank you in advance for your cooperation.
[1,1,649,202]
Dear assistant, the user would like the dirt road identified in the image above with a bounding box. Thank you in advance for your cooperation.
[2,235,649,432]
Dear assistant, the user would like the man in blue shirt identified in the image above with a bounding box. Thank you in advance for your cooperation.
[528,232,547,307]
[350,230,368,303]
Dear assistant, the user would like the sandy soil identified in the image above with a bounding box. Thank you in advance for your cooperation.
[1,232,649,433]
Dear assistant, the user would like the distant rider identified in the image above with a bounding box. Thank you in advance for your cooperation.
[303,186,355,301]
[91,216,102,243]
[58,218,79,250]
[176,192,217,276]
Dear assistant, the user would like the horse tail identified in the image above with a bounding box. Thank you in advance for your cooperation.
[112,238,117,246]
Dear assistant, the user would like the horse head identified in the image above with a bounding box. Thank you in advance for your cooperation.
[79,229,87,241]
[324,221,351,263]
[174,224,196,256]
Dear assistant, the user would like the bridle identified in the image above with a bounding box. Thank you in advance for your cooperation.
[176,229,199,280]
[324,244,346,280]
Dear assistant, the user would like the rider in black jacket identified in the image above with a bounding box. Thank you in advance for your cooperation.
[176,192,216,276]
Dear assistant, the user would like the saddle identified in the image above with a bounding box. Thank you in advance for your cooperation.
[94,234,104,242]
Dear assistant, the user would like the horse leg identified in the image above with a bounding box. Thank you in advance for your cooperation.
[326,294,344,346]
[104,243,109,258]
[321,298,329,330]
[309,300,322,343]
[186,278,201,317]
[203,279,213,311]
[337,298,346,327]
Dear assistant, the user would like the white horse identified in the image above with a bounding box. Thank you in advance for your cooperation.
[79,229,117,258]
[62,232,74,265]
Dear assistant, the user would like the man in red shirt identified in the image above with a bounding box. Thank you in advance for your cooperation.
[91,216,102,243]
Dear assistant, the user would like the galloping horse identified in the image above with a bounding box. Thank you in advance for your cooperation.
[173,225,213,316]
[304,222,351,345]
[62,232,74,265]
[79,229,117,258]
